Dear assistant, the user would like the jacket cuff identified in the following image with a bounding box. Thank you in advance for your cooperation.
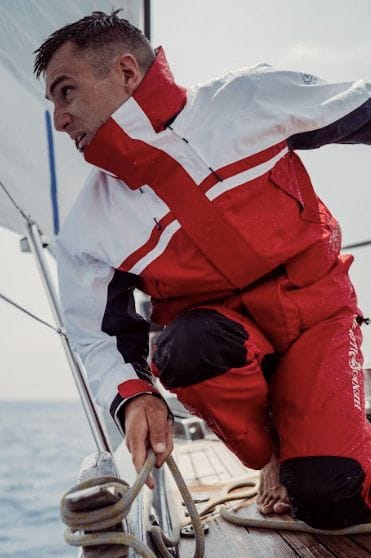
[110,379,157,435]
[118,378,158,400]
[110,379,173,436]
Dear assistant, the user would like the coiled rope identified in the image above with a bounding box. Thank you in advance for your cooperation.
[60,450,205,558]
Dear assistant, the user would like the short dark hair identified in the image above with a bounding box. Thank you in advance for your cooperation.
[34,9,154,78]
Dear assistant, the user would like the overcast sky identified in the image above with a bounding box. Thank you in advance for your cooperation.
[1,0,371,400]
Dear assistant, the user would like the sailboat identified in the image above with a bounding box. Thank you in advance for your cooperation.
[2,2,371,557]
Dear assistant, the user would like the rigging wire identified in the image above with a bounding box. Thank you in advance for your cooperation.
[0,291,64,335]
[0,180,60,331]
[342,239,371,250]
[0,179,31,224]
[0,180,61,330]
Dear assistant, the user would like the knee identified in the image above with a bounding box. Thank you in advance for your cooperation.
[280,456,370,529]
[152,308,248,388]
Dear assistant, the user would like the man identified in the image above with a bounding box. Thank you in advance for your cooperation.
[35,10,371,528]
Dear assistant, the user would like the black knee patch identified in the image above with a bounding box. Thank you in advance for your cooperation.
[153,309,247,388]
[280,456,370,529]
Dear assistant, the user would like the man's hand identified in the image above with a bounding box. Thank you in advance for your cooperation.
[124,394,174,489]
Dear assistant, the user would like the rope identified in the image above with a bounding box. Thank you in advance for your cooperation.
[60,450,205,558]
[161,454,205,556]
[181,479,259,526]
[179,476,371,537]
[0,292,64,334]
[221,507,371,535]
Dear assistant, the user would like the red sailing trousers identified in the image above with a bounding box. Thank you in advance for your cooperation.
[152,254,371,513]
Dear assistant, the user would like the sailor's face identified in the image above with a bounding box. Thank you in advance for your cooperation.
[45,42,137,153]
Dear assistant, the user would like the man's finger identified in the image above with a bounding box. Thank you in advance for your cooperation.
[149,418,174,468]
[153,441,166,453]
[146,474,155,489]
[149,416,169,454]
[156,434,173,468]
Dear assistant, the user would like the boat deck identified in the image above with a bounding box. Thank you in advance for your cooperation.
[167,439,371,558]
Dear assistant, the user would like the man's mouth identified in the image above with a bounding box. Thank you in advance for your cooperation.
[75,133,87,152]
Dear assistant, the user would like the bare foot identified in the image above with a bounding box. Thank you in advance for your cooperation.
[257,453,291,515]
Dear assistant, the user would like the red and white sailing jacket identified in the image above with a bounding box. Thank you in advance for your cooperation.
[56,47,371,430]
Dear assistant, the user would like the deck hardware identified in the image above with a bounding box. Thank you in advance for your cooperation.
[181,523,209,537]
[149,507,160,526]
[173,416,210,441]
[182,493,210,505]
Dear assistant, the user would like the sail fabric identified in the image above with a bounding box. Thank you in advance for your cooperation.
[0,0,145,241]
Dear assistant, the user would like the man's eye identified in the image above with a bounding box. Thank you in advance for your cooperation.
[61,86,73,100]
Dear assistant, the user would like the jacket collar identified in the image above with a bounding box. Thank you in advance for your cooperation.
[84,47,186,182]
[132,46,187,132]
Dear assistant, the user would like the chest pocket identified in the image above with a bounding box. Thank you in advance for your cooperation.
[269,152,321,224]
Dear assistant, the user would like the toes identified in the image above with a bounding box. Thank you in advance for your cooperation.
[257,491,267,504]
[257,501,267,514]
[261,494,274,507]
[258,495,279,516]
[258,502,275,516]
[273,501,292,515]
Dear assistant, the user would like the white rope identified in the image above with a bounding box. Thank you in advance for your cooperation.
[60,450,205,558]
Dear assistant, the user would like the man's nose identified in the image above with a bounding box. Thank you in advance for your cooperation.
[54,108,72,132]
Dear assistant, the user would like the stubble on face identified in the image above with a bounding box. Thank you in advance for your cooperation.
[45,42,131,152]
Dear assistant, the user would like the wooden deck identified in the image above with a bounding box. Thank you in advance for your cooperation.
[166,439,371,558]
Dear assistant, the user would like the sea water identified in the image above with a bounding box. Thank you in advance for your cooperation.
[0,401,96,558]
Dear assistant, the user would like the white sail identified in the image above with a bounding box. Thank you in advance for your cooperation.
[0,0,145,241]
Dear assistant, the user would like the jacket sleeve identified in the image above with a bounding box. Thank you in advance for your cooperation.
[55,236,161,435]
[256,66,371,149]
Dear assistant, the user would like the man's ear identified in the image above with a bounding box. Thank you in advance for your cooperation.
[116,53,142,95]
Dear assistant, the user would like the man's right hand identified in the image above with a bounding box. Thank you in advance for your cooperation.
[124,393,174,488]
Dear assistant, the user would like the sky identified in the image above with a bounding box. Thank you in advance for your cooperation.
[0,0,371,400]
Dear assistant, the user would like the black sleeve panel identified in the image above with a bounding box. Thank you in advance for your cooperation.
[288,98,371,150]
[101,269,152,383]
